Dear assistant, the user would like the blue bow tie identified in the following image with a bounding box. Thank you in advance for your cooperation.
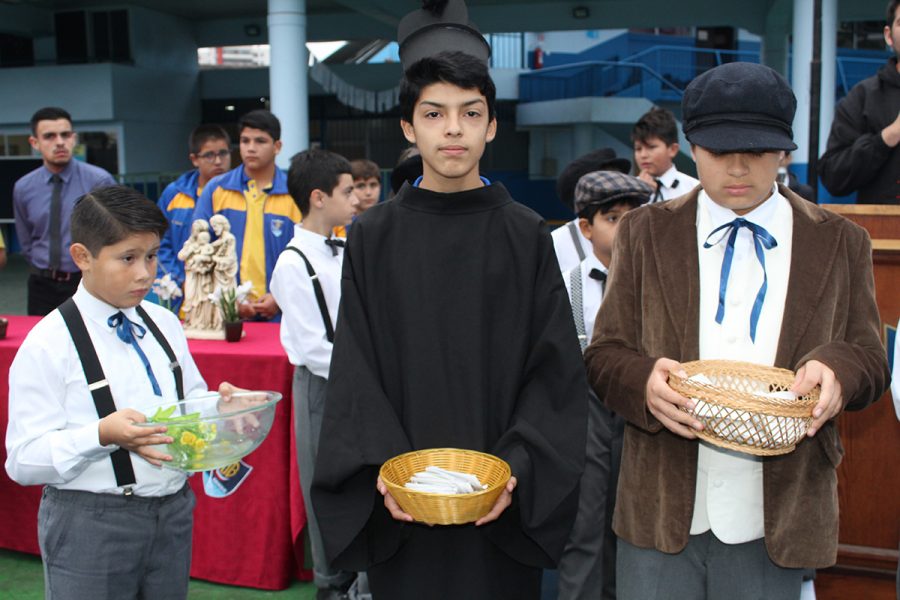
[703,218,778,343]
[108,311,162,396]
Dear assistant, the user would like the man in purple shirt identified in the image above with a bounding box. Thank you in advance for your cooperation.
[13,107,116,315]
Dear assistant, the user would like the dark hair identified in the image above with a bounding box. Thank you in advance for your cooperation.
[71,186,168,256]
[238,109,281,141]
[578,198,642,222]
[189,124,231,154]
[889,0,900,24]
[30,107,72,135]
[350,159,380,181]
[399,51,496,123]
[287,149,353,217]
[632,107,679,146]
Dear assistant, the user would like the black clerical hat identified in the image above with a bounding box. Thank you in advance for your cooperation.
[556,149,632,211]
[398,0,491,71]
[574,171,653,215]
[682,62,797,153]
[391,154,424,194]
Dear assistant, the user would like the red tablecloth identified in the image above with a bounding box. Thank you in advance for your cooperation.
[0,316,310,590]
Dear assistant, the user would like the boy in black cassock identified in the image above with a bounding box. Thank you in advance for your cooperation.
[310,2,588,599]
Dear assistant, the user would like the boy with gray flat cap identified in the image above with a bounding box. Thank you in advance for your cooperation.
[556,170,651,600]
[584,62,889,599]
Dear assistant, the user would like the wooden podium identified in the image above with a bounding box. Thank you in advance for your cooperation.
[824,204,900,576]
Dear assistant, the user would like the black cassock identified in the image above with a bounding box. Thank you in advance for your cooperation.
[311,182,588,600]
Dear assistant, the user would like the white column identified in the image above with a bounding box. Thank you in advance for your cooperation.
[819,0,837,148]
[268,0,308,169]
[791,0,813,165]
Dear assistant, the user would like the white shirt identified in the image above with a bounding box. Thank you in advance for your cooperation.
[552,218,594,274]
[563,253,608,346]
[651,165,700,203]
[270,225,343,379]
[892,317,900,421]
[6,285,207,496]
[689,186,793,544]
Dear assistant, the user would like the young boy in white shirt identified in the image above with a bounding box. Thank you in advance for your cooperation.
[5,185,240,600]
[632,107,699,203]
[556,171,652,600]
[269,149,359,599]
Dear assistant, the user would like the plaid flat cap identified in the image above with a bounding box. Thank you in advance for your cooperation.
[574,170,654,214]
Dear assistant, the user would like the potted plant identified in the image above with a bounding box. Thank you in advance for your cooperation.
[211,281,253,342]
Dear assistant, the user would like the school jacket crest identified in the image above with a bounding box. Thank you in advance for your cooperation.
[584,185,890,568]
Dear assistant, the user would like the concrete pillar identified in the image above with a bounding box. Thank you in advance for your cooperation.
[791,0,813,166]
[268,0,308,169]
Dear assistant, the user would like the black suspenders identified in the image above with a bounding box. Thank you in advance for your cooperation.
[283,246,335,343]
[136,305,184,401]
[58,298,184,491]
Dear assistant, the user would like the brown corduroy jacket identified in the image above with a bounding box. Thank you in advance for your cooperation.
[584,185,890,569]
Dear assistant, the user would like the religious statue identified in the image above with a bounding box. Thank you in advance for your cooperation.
[210,214,238,292]
[179,218,228,339]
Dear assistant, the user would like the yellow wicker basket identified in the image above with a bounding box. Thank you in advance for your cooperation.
[668,360,820,456]
[379,448,511,525]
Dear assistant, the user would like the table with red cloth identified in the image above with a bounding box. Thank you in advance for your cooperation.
[0,316,310,590]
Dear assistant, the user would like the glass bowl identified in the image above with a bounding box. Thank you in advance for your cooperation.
[137,391,281,472]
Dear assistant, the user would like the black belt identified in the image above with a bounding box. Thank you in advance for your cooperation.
[30,266,79,282]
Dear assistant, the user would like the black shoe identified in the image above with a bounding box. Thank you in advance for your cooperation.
[316,589,349,600]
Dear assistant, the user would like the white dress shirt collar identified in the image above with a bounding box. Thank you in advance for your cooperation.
[582,251,608,278]
[292,224,343,259]
[699,184,782,235]
[657,165,681,190]
[74,284,141,333]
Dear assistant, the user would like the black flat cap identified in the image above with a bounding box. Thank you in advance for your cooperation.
[574,171,653,214]
[682,62,797,153]
[556,148,632,211]
[398,0,491,71]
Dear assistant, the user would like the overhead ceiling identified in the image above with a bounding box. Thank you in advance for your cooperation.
[3,0,891,42]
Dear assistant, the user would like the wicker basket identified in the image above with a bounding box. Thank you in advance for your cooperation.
[379,448,511,525]
[668,360,820,456]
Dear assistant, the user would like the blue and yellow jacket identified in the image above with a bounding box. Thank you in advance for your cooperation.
[156,169,201,286]
[192,165,301,294]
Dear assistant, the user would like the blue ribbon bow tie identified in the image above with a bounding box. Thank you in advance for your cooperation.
[108,311,162,396]
[703,218,777,343]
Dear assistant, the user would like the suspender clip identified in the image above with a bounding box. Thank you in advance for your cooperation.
[169,361,179,372]
[122,485,135,496]
[87,379,109,391]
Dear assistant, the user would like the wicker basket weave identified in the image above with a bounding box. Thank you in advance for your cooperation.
[379,448,511,525]
[668,360,819,456]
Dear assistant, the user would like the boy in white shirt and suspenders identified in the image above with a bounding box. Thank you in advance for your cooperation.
[269,149,360,600]
[6,185,242,599]
[556,171,652,600]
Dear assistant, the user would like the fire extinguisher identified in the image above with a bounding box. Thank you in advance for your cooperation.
[533,46,543,69]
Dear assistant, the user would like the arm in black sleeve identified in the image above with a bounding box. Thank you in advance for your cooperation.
[819,87,894,196]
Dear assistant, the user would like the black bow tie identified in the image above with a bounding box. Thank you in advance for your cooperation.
[324,237,345,256]
[588,268,606,282]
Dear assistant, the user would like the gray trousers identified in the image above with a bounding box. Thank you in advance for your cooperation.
[38,482,194,600]
[617,531,803,600]
[294,365,355,591]
[556,392,623,600]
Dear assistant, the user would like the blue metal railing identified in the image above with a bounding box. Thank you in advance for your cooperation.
[519,60,685,102]
[520,42,887,104]
[835,55,887,97]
